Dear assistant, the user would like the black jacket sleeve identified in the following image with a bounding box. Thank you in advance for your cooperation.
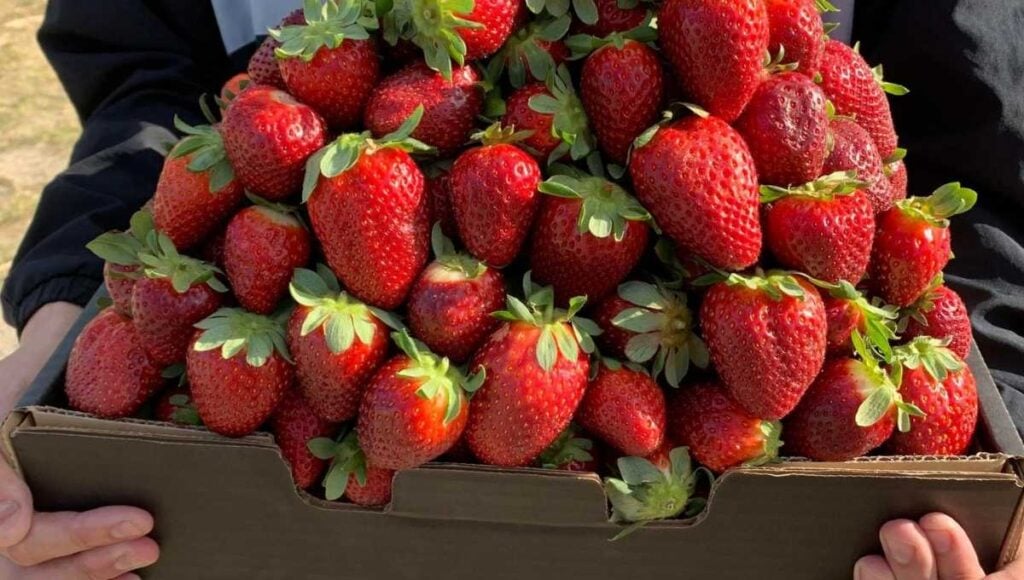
[855,1,1024,434]
[0,0,235,332]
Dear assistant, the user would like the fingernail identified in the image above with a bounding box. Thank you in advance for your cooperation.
[923,526,953,554]
[0,500,20,525]
[854,557,889,580]
[884,537,914,565]
[110,520,144,540]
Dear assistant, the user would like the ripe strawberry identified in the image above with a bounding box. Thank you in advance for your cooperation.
[487,18,569,88]
[658,0,769,121]
[408,226,506,362]
[886,155,908,202]
[629,114,761,271]
[503,65,595,164]
[223,201,311,314]
[760,172,875,284]
[466,276,597,466]
[821,280,898,357]
[604,447,701,533]
[579,35,664,165]
[451,125,542,267]
[669,382,781,473]
[199,228,227,270]
[578,362,666,456]
[501,83,562,161]
[271,390,337,489]
[153,386,201,426]
[591,281,708,387]
[734,72,828,186]
[87,210,156,317]
[573,0,648,38]
[821,118,892,213]
[871,182,977,306]
[221,86,327,200]
[537,425,601,472]
[885,338,978,456]
[310,430,393,506]
[530,171,650,303]
[271,0,380,130]
[423,161,459,239]
[364,62,482,155]
[220,73,251,102]
[343,465,394,506]
[764,0,825,77]
[247,9,305,88]
[900,281,972,360]
[304,111,431,309]
[700,272,827,420]
[66,309,164,419]
[188,308,294,437]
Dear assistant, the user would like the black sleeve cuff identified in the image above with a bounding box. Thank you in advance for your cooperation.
[2,273,101,334]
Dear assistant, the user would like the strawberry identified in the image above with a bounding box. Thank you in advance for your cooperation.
[272,390,337,489]
[188,308,294,437]
[578,362,666,456]
[821,118,892,213]
[502,66,595,164]
[658,0,769,121]
[103,263,140,317]
[220,73,251,103]
[537,425,601,472]
[271,0,381,130]
[66,308,165,419]
[223,200,312,314]
[247,9,305,88]
[886,154,908,203]
[221,86,328,200]
[408,226,506,362]
[821,280,898,357]
[700,272,827,420]
[734,72,829,186]
[900,280,972,360]
[591,281,708,387]
[153,385,201,426]
[131,234,226,366]
[466,275,597,466]
[629,114,761,271]
[669,382,781,473]
[573,0,648,38]
[530,170,650,304]
[487,18,570,88]
[304,109,431,309]
[760,172,875,284]
[310,430,393,506]
[501,83,562,161]
[199,228,227,270]
[423,161,459,239]
[604,447,702,536]
[871,182,977,306]
[450,124,542,267]
[87,210,156,317]
[885,338,978,456]
[764,0,826,77]
[364,62,482,155]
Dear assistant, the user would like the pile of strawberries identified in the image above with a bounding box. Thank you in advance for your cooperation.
[66,0,981,527]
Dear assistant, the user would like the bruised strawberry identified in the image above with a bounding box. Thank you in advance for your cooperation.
[389,0,521,72]
[247,9,305,88]
[153,385,201,426]
[66,309,164,419]
[537,425,602,472]
[821,280,898,357]
[502,66,595,164]
[764,0,826,77]
[310,430,393,506]
[271,390,337,489]
[821,118,892,213]
[573,0,648,38]
[87,210,156,317]
[578,362,666,456]
[900,281,972,360]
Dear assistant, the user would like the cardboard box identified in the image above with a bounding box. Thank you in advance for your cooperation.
[3,297,1024,579]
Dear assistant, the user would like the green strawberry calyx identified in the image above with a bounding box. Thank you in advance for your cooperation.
[818,278,900,360]
[168,393,202,426]
[528,65,595,164]
[471,122,535,146]
[759,170,868,203]
[897,182,978,227]
[302,105,434,201]
[309,429,370,501]
[382,0,483,80]
[744,420,784,467]
[892,336,964,385]
[537,423,594,469]
[564,22,658,59]
[871,64,910,96]
[610,281,708,388]
[525,0,600,26]
[605,447,708,540]
[430,223,488,279]
[86,210,155,271]
[695,270,807,303]
[492,272,600,373]
[170,97,236,193]
[486,16,571,89]
[393,329,486,424]
[270,0,379,61]
[193,307,293,368]
[896,274,944,332]
[289,265,404,354]
[762,44,801,75]
[539,165,651,241]
[816,0,839,12]
[137,231,227,294]
[852,330,924,432]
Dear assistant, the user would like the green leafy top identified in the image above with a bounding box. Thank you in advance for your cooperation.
[525,0,599,26]
[308,429,372,501]
[289,265,404,354]
[168,393,202,426]
[871,64,910,96]
[537,423,594,469]
[564,23,657,59]
[609,281,709,388]
[696,270,808,303]
[137,230,228,294]
[170,98,235,193]
[897,274,945,332]
[539,166,650,241]
[892,336,964,384]
[392,329,486,424]
[632,103,707,151]
[470,122,535,147]
[604,447,708,539]
[492,272,600,372]
[302,105,433,201]
[898,182,977,227]
[823,279,899,361]
[270,0,379,61]
[759,170,868,203]
[193,308,292,368]
[815,0,839,12]
[486,16,571,88]
[851,330,924,433]
[382,0,483,79]
[528,65,595,164]
[86,210,155,269]
[745,421,784,467]
[762,44,801,75]
[430,223,488,279]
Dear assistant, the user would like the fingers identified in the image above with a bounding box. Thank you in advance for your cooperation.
[2,506,153,567]
[878,519,937,580]
[918,513,985,580]
[0,458,33,548]
[855,555,897,580]
[19,537,159,580]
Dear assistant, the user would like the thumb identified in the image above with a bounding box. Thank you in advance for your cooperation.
[0,455,33,548]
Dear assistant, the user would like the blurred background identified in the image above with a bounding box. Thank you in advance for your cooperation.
[0,0,78,356]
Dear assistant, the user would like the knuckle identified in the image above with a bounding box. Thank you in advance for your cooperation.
[3,542,44,567]
[65,514,94,553]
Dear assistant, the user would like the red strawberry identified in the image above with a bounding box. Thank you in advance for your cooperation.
[885,338,978,456]
[364,62,482,155]
[305,113,431,309]
[502,66,595,163]
[389,0,521,72]
[66,309,164,418]
[272,390,337,489]
[358,331,484,470]
[760,172,875,284]
[220,73,251,102]
[764,0,825,77]
[451,125,542,267]
[310,430,394,506]
[247,9,305,88]
[900,280,972,361]
[488,19,569,88]
[700,272,827,420]
[408,226,506,362]
[287,267,398,423]
[537,425,602,472]
[530,171,650,303]
[669,382,781,473]
[153,385,201,426]
[580,36,664,165]
[199,228,227,270]
[103,263,140,317]
[629,114,761,271]
[87,210,156,317]
[271,0,381,129]
[344,465,394,506]
[423,161,459,239]
[871,183,977,306]
[821,280,898,357]
[466,276,596,466]
[734,72,828,186]
[578,362,666,456]
[658,0,769,121]
[821,118,892,213]
[501,83,562,161]
[187,308,293,437]
[591,281,708,387]
[221,86,328,200]
[573,0,648,38]
[223,201,311,314]
[886,155,908,203]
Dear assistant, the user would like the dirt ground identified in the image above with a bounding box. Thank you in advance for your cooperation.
[0,0,80,356]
